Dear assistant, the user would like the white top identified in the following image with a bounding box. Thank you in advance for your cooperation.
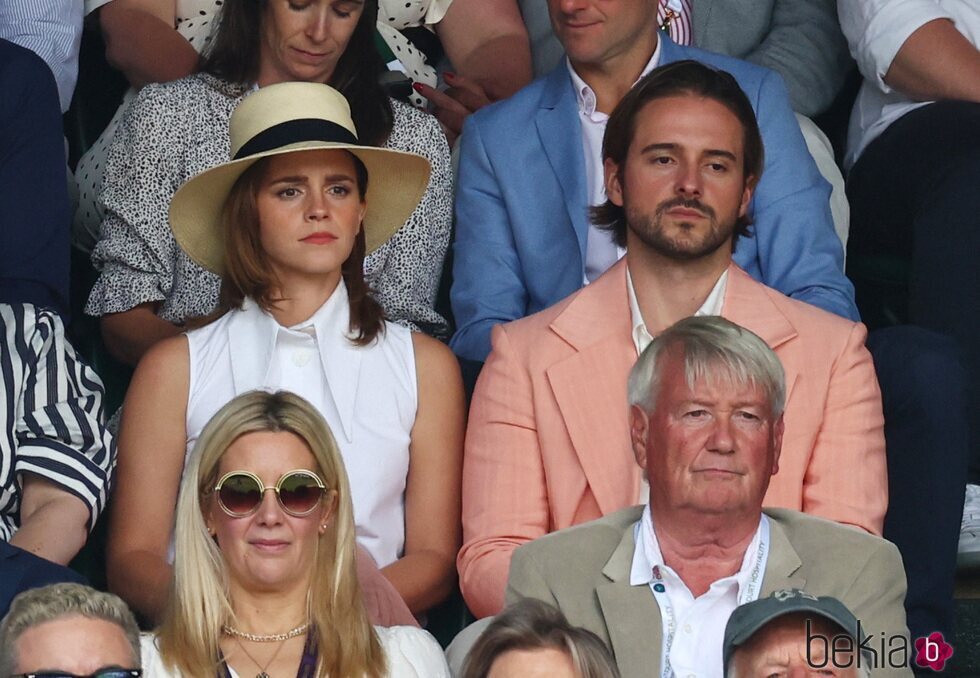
[184,282,418,568]
[626,268,729,356]
[838,0,980,166]
[567,45,663,284]
[139,626,451,677]
[630,505,769,678]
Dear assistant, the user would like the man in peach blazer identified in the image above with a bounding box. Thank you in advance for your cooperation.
[458,62,887,618]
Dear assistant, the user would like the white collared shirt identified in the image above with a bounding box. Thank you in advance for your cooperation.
[630,505,769,678]
[627,267,729,355]
[839,0,979,167]
[567,45,663,284]
[183,281,418,567]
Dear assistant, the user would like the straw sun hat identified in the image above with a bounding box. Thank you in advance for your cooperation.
[169,81,431,275]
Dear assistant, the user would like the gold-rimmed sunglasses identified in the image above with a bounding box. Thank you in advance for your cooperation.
[212,470,327,518]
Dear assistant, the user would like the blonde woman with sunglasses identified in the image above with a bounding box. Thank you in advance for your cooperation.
[108,82,464,626]
[140,390,451,676]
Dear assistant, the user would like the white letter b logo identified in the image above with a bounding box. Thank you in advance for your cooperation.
[925,637,940,662]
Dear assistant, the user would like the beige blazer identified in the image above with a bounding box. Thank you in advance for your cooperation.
[459,260,886,617]
[506,507,912,678]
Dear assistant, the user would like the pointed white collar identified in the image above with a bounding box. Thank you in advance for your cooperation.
[226,281,364,442]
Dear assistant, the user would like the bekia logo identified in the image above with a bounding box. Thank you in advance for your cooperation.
[914,632,953,671]
[807,622,955,671]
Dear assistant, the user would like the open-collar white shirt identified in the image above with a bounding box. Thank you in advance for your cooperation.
[631,505,769,678]
[568,44,663,284]
[626,266,729,356]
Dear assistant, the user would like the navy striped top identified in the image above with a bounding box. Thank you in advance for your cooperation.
[0,303,115,540]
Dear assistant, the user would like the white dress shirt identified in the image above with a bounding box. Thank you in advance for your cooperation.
[184,282,418,567]
[627,267,729,355]
[630,505,770,678]
[568,44,663,284]
[838,0,980,166]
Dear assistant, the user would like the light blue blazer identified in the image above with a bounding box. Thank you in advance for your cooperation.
[450,36,857,362]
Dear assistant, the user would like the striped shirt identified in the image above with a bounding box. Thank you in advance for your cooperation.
[658,0,693,46]
[0,304,114,541]
[0,0,83,111]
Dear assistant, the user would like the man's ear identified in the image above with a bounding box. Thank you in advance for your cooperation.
[770,415,785,476]
[604,158,625,207]
[629,404,650,469]
[738,177,755,218]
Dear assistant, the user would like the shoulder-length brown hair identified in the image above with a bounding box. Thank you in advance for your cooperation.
[219,153,385,346]
[201,0,392,146]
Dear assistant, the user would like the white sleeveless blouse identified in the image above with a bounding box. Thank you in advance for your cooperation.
[184,282,417,567]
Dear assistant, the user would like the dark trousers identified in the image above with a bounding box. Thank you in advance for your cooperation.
[867,327,968,641]
[848,100,979,643]
[848,101,980,480]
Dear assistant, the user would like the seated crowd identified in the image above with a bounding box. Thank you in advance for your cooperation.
[0,0,976,675]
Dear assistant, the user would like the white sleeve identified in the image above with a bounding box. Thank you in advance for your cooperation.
[139,633,182,678]
[837,0,957,92]
[376,626,452,678]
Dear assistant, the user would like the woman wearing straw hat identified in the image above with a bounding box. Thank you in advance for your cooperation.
[107,82,465,626]
[85,0,453,369]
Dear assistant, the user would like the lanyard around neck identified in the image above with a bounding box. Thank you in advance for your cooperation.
[641,518,770,678]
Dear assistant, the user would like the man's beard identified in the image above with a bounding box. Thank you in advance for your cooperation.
[626,196,736,260]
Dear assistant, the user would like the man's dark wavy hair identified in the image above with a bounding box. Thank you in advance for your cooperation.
[590,60,765,249]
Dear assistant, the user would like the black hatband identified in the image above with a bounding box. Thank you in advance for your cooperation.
[234,119,357,159]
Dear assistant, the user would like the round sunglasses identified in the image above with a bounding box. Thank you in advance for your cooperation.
[213,469,327,518]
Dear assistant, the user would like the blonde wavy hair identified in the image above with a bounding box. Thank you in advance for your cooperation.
[156,390,386,677]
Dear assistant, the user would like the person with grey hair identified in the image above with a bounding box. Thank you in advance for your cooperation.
[504,316,911,677]
[460,599,619,678]
[0,582,140,677]
[459,61,886,619]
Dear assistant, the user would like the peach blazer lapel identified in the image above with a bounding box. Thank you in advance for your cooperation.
[722,265,801,406]
[545,260,639,518]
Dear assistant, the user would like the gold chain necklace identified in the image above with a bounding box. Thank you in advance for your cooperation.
[222,622,310,643]
[233,635,289,678]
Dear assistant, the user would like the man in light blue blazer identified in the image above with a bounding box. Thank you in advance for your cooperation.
[449,0,857,364]
[520,0,851,117]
